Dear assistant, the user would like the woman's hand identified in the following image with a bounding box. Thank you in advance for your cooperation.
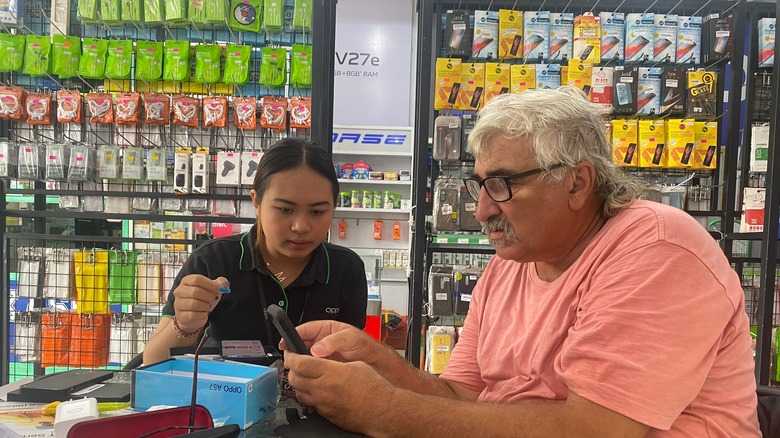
[172,274,230,333]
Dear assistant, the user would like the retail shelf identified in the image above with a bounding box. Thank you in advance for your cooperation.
[382,277,409,283]
[337,179,412,186]
[5,210,257,224]
[335,208,411,218]
[726,233,780,241]
[6,188,250,201]
[332,150,413,157]
[6,195,60,204]
[431,233,490,245]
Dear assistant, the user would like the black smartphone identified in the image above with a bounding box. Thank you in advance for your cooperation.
[652,144,665,165]
[509,34,522,56]
[448,83,461,105]
[470,87,484,108]
[703,145,717,167]
[267,304,310,355]
[623,143,636,164]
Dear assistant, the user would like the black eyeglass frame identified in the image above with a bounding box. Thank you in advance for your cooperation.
[463,163,567,202]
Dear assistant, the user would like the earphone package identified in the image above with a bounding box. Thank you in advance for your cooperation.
[433,115,462,162]
[216,151,240,186]
[18,143,44,181]
[0,141,19,178]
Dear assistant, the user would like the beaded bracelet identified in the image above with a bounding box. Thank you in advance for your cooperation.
[172,316,204,339]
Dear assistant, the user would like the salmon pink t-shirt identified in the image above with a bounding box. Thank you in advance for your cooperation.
[441,201,759,436]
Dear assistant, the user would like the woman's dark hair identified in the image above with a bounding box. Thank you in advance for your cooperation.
[252,138,339,204]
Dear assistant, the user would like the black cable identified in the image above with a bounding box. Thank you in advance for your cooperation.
[189,326,211,431]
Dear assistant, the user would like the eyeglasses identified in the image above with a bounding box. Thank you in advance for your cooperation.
[463,163,567,202]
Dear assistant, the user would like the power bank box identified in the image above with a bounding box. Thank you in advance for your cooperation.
[662,65,687,115]
[686,70,717,118]
[665,119,696,168]
[590,66,613,110]
[524,11,550,61]
[625,13,655,62]
[703,12,734,63]
[473,10,499,59]
[757,18,775,68]
[636,67,662,115]
[133,358,278,429]
[567,59,592,93]
[599,11,625,61]
[677,16,702,63]
[549,12,574,61]
[653,14,678,62]
[638,120,666,168]
[458,62,486,110]
[445,10,472,58]
[434,58,462,110]
[499,9,523,59]
[613,65,638,115]
[692,121,718,169]
[537,63,561,89]
[573,13,600,63]
[484,62,511,103]
[511,64,536,93]
[611,119,638,167]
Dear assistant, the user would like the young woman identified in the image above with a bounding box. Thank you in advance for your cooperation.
[143,139,368,365]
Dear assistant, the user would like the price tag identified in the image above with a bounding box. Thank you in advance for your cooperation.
[457,238,469,244]
[478,238,490,245]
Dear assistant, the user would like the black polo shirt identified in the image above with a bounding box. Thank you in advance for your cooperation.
[161,225,367,347]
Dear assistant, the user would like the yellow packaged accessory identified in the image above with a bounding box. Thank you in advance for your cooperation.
[74,250,110,314]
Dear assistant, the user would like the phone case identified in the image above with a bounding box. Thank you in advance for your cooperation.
[625,36,650,59]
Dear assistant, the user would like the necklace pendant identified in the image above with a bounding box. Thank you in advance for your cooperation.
[275,272,287,283]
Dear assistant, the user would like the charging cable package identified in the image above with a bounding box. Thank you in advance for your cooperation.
[191,148,209,194]
[19,143,44,181]
[216,151,240,186]
[174,149,190,195]
[146,148,167,181]
[68,144,96,182]
[97,145,119,180]
[0,141,19,178]
[433,116,462,162]
[121,147,143,180]
[46,143,71,181]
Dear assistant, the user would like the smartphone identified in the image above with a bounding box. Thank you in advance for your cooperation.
[449,25,466,50]
[509,34,523,56]
[758,43,775,65]
[676,41,697,61]
[625,35,650,60]
[578,44,594,61]
[469,87,484,108]
[623,143,637,164]
[601,36,620,55]
[267,304,310,355]
[713,35,729,55]
[653,38,672,58]
[703,145,717,167]
[524,34,544,56]
[549,37,568,58]
[448,83,461,105]
[652,144,665,165]
[680,143,694,164]
[499,86,510,95]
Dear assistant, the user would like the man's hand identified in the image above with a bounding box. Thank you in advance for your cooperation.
[279,320,382,365]
[172,274,230,333]
[285,352,395,434]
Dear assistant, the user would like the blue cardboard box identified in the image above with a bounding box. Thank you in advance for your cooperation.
[132,358,278,429]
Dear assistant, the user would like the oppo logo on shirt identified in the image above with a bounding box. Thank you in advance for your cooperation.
[325,307,340,315]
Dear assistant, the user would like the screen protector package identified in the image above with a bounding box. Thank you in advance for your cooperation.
[163,40,191,81]
[136,40,163,81]
[260,46,287,87]
[194,44,221,83]
[121,0,144,23]
[100,0,121,23]
[0,34,25,73]
[205,0,228,24]
[51,35,80,78]
[79,38,109,79]
[105,39,133,79]
[165,0,188,23]
[22,35,51,77]
[292,0,312,29]
[223,44,251,84]
[290,44,312,87]
[229,0,262,33]
[77,0,99,23]
[263,0,283,31]
[144,0,164,24]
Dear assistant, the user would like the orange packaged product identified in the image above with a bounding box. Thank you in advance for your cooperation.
[86,93,115,124]
[143,92,171,125]
[0,86,25,120]
[289,96,311,129]
[260,96,287,131]
[40,311,73,368]
[25,93,52,125]
[173,95,200,128]
[233,97,256,130]
[57,89,84,123]
[203,96,228,128]
[68,313,111,368]
[114,92,141,126]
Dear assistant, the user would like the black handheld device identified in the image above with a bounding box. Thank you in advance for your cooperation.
[267,304,310,355]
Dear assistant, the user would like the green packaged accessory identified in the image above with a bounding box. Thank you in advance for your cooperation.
[51,35,81,78]
[205,0,228,24]
[263,0,282,31]
[144,0,163,24]
[194,44,221,84]
[290,44,311,87]
[121,0,143,23]
[22,35,51,77]
[79,38,109,79]
[105,39,133,79]
[100,0,122,23]
[108,251,139,304]
[229,0,262,33]
[188,0,206,26]
[0,34,25,73]
[165,0,187,23]
[223,44,251,84]
[78,0,99,23]
[260,46,286,87]
[136,40,163,81]
[163,40,190,82]
[292,0,311,29]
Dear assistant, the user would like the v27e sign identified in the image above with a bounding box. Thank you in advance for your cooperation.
[336,52,380,78]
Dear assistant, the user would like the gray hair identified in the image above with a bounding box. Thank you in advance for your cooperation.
[468,86,642,218]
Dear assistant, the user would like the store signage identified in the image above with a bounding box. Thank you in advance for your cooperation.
[332,125,413,154]
[332,132,407,145]
[333,0,414,127]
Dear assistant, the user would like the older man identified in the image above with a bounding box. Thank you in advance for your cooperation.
[283,87,759,437]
